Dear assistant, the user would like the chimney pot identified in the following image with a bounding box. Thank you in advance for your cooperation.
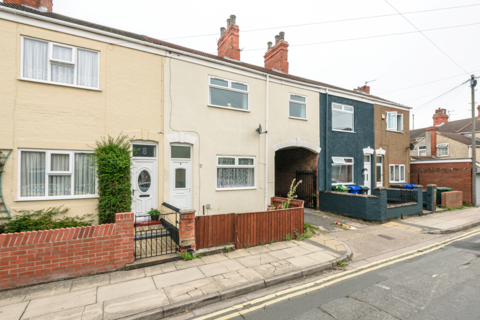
[230,15,236,25]
[267,41,272,50]
[275,35,280,45]
[279,32,285,41]
[227,18,231,27]
[433,108,448,126]
[218,15,240,61]
[220,27,226,37]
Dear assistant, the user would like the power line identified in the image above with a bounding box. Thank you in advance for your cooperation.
[385,0,469,74]
[161,3,480,40]
[413,80,469,111]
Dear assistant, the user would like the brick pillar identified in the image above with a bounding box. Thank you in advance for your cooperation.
[114,212,135,265]
[179,209,196,253]
[373,187,387,221]
[426,184,437,212]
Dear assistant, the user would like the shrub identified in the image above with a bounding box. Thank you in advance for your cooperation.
[2,207,93,233]
[94,134,133,223]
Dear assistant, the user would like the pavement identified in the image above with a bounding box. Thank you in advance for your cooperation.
[0,233,349,320]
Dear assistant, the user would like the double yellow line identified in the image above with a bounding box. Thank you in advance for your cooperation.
[195,228,480,320]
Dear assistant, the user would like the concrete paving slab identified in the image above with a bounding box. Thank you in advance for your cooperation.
[0,287,29,307]
[174,258,205,270]
[237,268,264,282]
[28,306,84,320]
[245,246,271,254]
[300,243,325,253]
[82,302,104,320]
[215,272,250,289]
[305,251,337,263]
[263,242,290,251]
[267,249,295,260]
[70,274,110,292]
[97,277,156,302]
[200,254,228,264]
[286,255,319,268]
[143,261,177,276]
[23,288,96,319]
[283,246,311,257]
[198,259,245,277]
[224,249,250,259]
[236,253,279,268]
[103,289,169,320]
[153,267,205,289]
[0,301,29,320]
[24,280,73,301]
[109,268,145,284]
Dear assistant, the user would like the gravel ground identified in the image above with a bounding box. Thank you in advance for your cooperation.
[304,208,370,233]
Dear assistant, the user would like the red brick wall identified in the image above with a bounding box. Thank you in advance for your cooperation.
[410,162,472,204]
[0,212,134,290]
[264,41,289,73]
[217,24,240,61]
[4,0,53,11]
[441,191,463,208]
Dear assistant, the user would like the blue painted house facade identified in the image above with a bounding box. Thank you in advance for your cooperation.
[318,93,376,193]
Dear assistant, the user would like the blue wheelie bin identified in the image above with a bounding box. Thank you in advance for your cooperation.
[348,186,361,194]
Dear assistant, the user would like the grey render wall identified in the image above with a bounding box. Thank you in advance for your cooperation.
[319,93,375,192]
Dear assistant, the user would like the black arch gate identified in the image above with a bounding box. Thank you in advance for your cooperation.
[296,170,317,209]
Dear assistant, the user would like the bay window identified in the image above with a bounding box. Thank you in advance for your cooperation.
[21,37,99,89]
[386,111,403,132]
[332,157,354,185]
[19,149,96,200]
[389,164,405,183]
[208,76,249,111]
[217,156,255,190]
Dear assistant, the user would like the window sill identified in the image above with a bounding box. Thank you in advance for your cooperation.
[18,78,101,91]
[332,129,355,134]
[331,183,355,186]
[289,116,307,121]
[389,182,406,184]
[386,129,403,133]
[15,195,99,202]
[216,187,256,191]
[208,105,250,112]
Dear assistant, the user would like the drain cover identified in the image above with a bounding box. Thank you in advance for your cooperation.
[378,234,394,240]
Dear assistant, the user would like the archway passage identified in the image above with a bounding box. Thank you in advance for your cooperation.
[275,148,318,208]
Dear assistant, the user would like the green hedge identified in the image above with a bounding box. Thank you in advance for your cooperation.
[95,135,133,223]
[2,207,92,233]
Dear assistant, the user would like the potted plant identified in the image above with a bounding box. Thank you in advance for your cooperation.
[148,208,161,221]
[281,179,302,209]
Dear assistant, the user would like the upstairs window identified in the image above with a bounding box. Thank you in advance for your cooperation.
[437,143,449,157]
[22,37,99,89]
[332,157,354,185]
[418,146,426,156]
[332,103,354,132]
[208,76,249,111]
[387,111,403,132]
[289,94,306,119]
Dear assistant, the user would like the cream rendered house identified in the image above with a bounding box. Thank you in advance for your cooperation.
[0,1,166,221]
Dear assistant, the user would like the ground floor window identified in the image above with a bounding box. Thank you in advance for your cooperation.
[332,157,354,185]
[19,149,96,199]
[216,156,255,190]
[389,164,405,183]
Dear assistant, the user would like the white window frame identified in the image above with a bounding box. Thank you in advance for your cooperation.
[216,156,255,190]
[17,149,97,201]
[386,111,403,132]
[208,76,249,112]
[331,156,354,185]
[418,146,427,156]
[332,103,355,133]
[437,143,449,157]
[389,164,406,183]
[20,36,100,90]
[289,93,307,120]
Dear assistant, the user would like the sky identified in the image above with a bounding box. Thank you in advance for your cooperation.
[45,0,480,129]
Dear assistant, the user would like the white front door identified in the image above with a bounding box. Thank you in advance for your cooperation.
[363,155,371,194]
[376,155,383,187]
[170,145,192,210]
[131,143,158,219]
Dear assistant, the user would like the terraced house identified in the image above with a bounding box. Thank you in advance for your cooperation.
[0,0,411,223]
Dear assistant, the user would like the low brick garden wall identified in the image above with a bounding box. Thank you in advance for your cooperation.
[442,191,463,208]
[0,212,134,290]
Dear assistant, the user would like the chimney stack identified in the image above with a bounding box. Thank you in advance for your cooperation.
[433,108,448,126]
[354,86,370,94]
[425,126,439,157]
[217,15,240,61]
[4,0,53,12]
[264,32,289,73]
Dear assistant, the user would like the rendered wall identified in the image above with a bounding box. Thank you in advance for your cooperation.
[0,18,165,221]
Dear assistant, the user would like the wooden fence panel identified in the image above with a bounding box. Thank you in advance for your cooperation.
[195,213,236,249]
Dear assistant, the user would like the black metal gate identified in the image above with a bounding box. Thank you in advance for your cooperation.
[296,171,317,208]
[134,212,179,260]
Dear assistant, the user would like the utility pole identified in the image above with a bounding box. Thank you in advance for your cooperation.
[471,74,477,206]
[413,114,414,130]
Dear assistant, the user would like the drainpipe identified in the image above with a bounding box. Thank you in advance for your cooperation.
[325,88,329,190]
[265,75,270,210]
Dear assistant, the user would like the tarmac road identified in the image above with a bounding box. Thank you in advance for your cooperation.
[197,229,480,320]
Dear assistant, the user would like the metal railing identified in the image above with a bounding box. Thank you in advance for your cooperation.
[387,189,415,204]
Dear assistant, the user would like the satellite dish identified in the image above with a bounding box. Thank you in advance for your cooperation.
[409,143,415,150]
[256,124,262,134]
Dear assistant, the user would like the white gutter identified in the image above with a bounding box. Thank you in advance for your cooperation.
[411,159,480,166]
[0,6,410,110]
[265,75,270,210]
